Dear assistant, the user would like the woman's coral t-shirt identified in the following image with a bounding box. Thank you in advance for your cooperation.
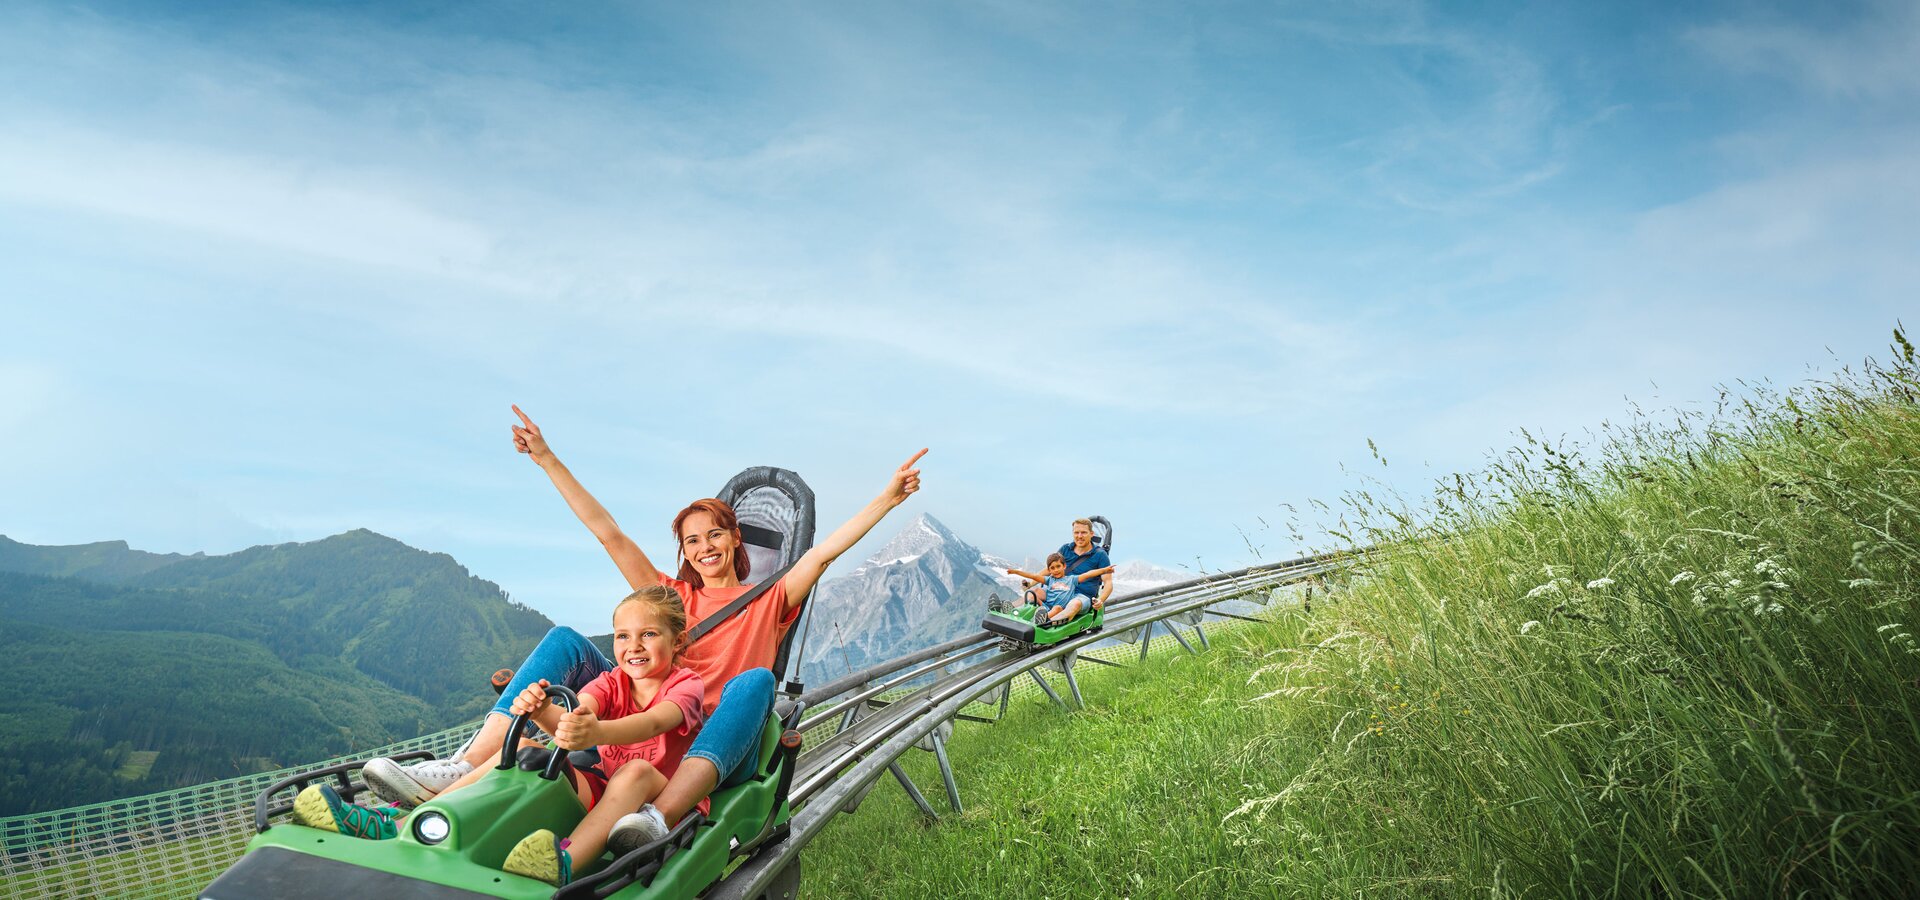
[659,573,799,714]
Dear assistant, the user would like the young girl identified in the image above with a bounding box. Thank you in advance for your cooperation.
[293,586,706,887]
[1006,553,1114,625]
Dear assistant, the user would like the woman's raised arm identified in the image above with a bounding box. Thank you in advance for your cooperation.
[512,405,662,590]
[779,448,926,609]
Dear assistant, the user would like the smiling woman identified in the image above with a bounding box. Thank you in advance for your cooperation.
[349,405,925,878]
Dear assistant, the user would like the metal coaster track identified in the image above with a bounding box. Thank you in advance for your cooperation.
[711,549,1358,898]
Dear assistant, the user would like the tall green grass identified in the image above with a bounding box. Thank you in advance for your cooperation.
[809,336,1920,897]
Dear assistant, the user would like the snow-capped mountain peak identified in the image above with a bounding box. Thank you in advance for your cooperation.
[856,513,972,571]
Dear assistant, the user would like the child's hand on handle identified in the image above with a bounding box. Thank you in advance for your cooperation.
[880,449,927,508]
[509,679,552,717]
[510,405,553,463]
[554,707,600,751]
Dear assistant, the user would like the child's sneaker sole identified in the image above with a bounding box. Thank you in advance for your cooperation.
[290,785,338,832]
[502,829,570,886]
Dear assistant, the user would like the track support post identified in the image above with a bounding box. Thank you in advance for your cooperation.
[1166,621,1198,654]
[889,762,939,820]
[1057,652,1086,709]
[1029,669,1069,710]
[930,728,962,814]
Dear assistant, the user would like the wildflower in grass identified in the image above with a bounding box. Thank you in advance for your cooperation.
[1848,578,1879,588]
[1586,577,1615,590]
[1524,579,1568,600]
[1520,620,1541,634]
[1670,570,1695,586]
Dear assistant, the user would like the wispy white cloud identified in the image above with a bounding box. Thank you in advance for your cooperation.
[0,128,520,288]
[1691,1,1920,100]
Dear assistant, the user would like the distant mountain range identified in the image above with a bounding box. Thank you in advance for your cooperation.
[793,514,1184,685]
[0,519,1178,816]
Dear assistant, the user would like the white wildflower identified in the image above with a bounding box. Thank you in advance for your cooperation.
[1670,571,1695,586]
[1586,577,1615,590]
[1753,558,1781,576]
[1524,579,1568,600]
[1878,623,1903,634]
[1847,578,1879,589]
[1520,620,1541,635]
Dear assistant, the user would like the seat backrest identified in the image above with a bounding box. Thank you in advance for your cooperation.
[717,467,817,582]
[1089,515,1114,554]
[715,467,817,682]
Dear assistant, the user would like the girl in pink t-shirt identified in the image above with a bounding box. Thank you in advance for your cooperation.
[497,585,706,886]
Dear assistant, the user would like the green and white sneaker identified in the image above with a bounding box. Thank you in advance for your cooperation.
[291,784,403,839]
[503,829,573,886]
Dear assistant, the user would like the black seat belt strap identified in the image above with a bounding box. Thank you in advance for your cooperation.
[685,560,800,645]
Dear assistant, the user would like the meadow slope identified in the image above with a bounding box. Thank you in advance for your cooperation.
[807,340,1920,897]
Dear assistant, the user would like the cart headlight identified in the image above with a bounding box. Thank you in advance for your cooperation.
[414,811,451,845]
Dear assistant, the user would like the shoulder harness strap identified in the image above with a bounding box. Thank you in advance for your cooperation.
[685,560,800,645]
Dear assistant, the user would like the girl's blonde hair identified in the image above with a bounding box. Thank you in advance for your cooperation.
[613,585,691,662]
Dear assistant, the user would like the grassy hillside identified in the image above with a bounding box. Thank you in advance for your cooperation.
[809,341,1920,897]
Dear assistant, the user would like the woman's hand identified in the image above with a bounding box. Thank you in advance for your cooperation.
[511,405,554,464]
[554,707,600,751]
[879,448,927,508]
[509,679,551,717]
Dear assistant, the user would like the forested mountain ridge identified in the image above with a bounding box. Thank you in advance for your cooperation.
[123,529,555,712]
[0,531,555,816]
[0,534,203,583]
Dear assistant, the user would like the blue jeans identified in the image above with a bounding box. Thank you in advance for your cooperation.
[489,626,613,719]
[686,668,775,789]
[492,627,773,789]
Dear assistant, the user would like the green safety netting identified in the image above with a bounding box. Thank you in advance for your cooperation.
[0,722,476,900]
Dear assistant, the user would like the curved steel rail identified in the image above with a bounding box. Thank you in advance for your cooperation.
[710,549,1359,898]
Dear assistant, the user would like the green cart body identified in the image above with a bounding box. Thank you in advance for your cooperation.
[201,706,797,900]
[980,600,1104,649]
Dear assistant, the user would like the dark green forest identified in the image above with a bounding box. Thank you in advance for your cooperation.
[0,531,555,816]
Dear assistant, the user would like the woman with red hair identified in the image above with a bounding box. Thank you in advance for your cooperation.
[360,407,924,857]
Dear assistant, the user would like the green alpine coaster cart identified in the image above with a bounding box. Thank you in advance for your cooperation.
[980,515,1112,650]
[199,467,818,900]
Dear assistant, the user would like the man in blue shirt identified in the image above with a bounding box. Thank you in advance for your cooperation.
[1058,518,1113,611]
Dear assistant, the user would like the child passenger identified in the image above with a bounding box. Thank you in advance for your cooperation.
[291,586,707,887]
[1005,553,1115,626]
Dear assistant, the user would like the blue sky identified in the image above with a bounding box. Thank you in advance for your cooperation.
[2,1,1914,631]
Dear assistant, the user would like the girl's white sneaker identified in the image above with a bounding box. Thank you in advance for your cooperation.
[607,804,670,857]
